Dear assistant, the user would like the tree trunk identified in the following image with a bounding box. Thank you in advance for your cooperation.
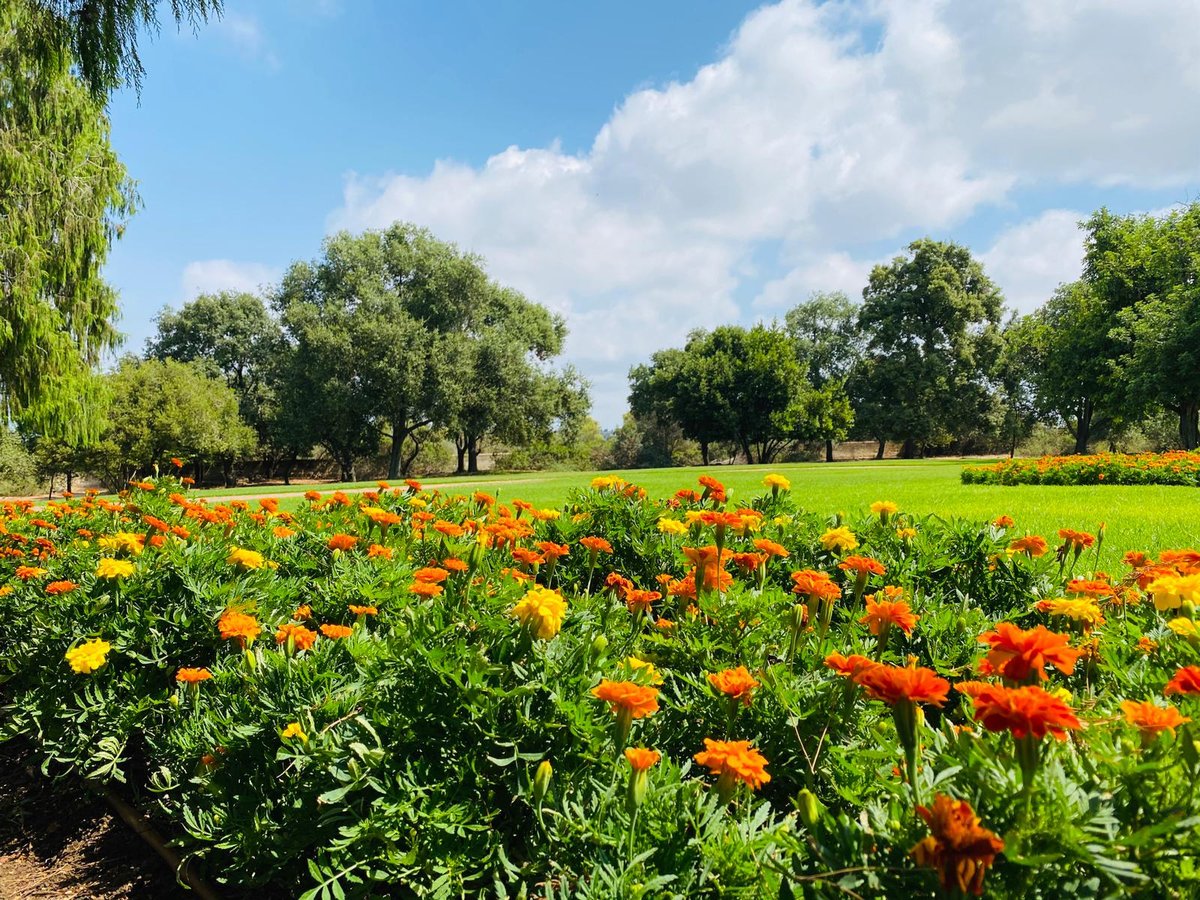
[455,435,468,475]
[282,453,296,486]
[467,436,480,474]
[899,437,916,459]
[1071,399,1093,454]
[737,436,753,465]
[825,439,834,463]
[1180,403,1200,451]
[700,441,709,466]
[875,438,885,460]
[221,457,235,488]
[388,421,405,480]
[66,471,74,493]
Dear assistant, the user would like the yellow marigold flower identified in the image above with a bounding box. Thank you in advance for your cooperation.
[624,656,664,685]
[896,527,918,540]
[510,586,567,640]
[1148,574,1200,612]
[657,518,688,535]
[97,532,145,555]
[1168,617,1200,638]
[772,515,793,527]
[227,546,266,570]
[819,526,858,553]
[763,473,790,491]
[65,638,111,674]
[870,500,899,516]
[280,722,308,742]
[1042,597,1105,630]
[407,497,427,509]
[95,558,136,579]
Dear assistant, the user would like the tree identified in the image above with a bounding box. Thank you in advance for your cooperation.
[1,2,135,441]
[1010,281,1117,454]
[855,240,1004,457]
[146,292,288,466]
[1101,204,1200,449]
[630,325,812,465]
[92,357,256,487]
[785,291,860,461]
[25,0,222,100]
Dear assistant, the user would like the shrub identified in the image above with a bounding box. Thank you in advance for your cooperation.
[1,475,1198,897]
[964,450,1200,486]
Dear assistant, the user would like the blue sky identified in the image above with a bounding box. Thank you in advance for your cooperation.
[105,0,1200,426]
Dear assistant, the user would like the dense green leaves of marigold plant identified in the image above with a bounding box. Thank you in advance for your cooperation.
[2,471,1200,898]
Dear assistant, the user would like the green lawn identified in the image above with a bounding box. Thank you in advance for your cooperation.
[189,459,1198,569]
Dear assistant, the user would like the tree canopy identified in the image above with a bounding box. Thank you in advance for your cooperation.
[1,1,135,440]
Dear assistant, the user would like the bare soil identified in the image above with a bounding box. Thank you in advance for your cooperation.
[0,742,186,900]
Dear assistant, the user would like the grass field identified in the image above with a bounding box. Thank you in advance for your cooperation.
[183,459,1199,569]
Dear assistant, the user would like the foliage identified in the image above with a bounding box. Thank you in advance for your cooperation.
[630,325,815,464]
[25,0,222,100]
[3,471,1200,896]
[89,357,256,488]
[273,225,583,481]
[0,1,134,440]
[0,429,38,495]
[963,450,1200,487]
[854,240,1004,457]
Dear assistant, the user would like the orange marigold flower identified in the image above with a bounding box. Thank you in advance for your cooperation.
[959,682,1081,741]
[838,555,886,576]
[1058,528,1095,549]
[536,541,570,561]
[1165,666,1200,696]
[790,569,841,600]
[320,624,354,639]
[176,667,213,684]
[276,623,317,651]
[15,565,47,579]
[273,525,296,538]
[218,609,261,646]
[1124,550,1149,568]
[624,747,661,771]
[409,580,444,597]
[45,580,79,595]
[693,738,769,790]
[442,556,469,573]
[511,547,546,567]
[327,533,358,551]
[624,588,661,615]
[1066,578,1113,598]
[860,597,919,635]
[433,520,465,538]
[910,793,1004,897]
[707,666,760,706]
[753,538,788,558]
[825,652,877,678]
[976,622,1080,683]
[580,536,613,555]
[855,662,950,707]
[1010,535,1048,557]
[1121,699,1189,741]
[591,679,660,719]
[992,515,1015,529]
[697,475,727,503]
[368,543,393,559]
[730,551,768,572]
[413,566,449,583]
[294,605,312,620]
[605,572,634,596]
[348,604,377,616]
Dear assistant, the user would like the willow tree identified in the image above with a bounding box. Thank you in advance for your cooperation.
[1,2,136,440]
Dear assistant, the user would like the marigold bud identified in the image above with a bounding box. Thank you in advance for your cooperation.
[533,760,553,803]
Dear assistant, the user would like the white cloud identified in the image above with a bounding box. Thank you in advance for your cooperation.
[980,210,1086,314]
[330,0,1200,425]
[180,260,281,299]
[211,13,280,69]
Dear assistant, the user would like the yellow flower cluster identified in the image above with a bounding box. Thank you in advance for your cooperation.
[97,532,146,555]
[227,546,266,570]
[1147,574,1200,612]
[65,638,111,674]
[819,526,858,553]
[95,558,136,579]
[509,586,568,640]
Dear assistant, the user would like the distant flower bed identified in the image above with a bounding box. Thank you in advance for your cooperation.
[962,451,1200,486]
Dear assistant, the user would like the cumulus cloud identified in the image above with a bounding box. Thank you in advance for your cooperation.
[330,0,1200,425]
[180,260,281,300]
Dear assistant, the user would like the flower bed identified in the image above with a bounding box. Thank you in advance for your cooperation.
[2,475,1200,897]
[962,450,1200,486]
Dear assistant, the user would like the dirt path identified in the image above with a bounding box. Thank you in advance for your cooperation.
[0,743,186,900]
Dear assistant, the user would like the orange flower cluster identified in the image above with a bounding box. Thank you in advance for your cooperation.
[790,569,841,601]
[217,609,261,647]
[591,679,660,719]
[708,666,760,706]
[976,623,1079,683]
[957,682,1081,740]
[860,595,918,636]
[910,794,1005,896]
[855,662,950,707]
[693,738,769,790]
